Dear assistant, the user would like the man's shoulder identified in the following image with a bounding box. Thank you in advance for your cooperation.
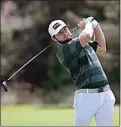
[56,37,80,52]
[55,43,64,57]
[68,37,79,44]
[56,43,63,53]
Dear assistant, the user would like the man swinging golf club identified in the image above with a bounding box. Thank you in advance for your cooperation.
[48,17,115,126]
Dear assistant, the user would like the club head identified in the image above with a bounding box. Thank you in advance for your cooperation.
[2,81,8,92]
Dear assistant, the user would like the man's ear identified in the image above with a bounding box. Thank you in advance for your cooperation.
[51,36,57,42]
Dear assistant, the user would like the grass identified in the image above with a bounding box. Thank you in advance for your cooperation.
[1,104,120,126]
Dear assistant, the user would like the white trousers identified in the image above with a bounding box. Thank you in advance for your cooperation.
[73,89,115,126]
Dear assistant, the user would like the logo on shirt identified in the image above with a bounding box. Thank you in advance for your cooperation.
[53,23,61,30]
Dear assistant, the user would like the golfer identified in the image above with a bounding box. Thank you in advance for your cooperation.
[48,17,115,126]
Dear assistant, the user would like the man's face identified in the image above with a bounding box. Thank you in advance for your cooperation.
[54,26,72,43]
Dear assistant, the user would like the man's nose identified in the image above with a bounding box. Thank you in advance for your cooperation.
[64,32,68,36]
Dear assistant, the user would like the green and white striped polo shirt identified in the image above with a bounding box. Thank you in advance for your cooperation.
[56,37,108,89]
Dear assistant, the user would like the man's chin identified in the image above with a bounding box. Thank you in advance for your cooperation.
[59,38,72,44]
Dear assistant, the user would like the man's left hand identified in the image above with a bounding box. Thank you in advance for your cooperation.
[86,16,99,29]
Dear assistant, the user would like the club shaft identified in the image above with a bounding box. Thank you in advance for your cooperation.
[70,26,79,33]
[7,26,79,81]
[8,42,53,81]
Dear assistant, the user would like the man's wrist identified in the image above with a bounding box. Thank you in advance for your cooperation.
[91,20,99,30]
[94,24,100,32]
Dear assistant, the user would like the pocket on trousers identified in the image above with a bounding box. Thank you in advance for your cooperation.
[110,90,116,104]
[106,90,116,105]
[73,93,82,108]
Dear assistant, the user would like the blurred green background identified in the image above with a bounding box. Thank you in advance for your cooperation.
[1,0,120,126]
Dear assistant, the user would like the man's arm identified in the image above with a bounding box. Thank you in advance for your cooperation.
[85,17,106,54]
[94,25,106,54]
[78,20,94,47]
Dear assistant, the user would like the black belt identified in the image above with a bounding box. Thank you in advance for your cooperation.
[75,85,110,93]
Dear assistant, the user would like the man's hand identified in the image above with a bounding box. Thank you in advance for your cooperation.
[86,16,99,29]
[77,18,90,29]
[86,17,106,54]
[78,19,93,47]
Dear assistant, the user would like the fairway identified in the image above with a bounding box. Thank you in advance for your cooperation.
[1,104,119,126]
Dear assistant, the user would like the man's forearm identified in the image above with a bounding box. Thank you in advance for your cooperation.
[94,25,106,53]
[79,21,93,47]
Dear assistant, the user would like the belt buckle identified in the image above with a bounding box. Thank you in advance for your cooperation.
[98,87,103,92]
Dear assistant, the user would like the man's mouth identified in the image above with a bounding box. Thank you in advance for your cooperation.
[63,35,70,40]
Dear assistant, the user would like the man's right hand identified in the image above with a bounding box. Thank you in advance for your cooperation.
[77,18,91,29]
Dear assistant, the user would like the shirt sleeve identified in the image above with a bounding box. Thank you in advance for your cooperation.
[89,41,98,52]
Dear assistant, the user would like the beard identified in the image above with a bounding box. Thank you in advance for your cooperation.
[56,38,72,44]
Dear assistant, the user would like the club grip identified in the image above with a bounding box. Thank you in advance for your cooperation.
[2,81,8,92]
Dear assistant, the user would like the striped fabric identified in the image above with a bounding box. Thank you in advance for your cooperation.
[56,37,108,89]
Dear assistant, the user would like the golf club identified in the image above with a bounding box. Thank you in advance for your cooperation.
[1,26,79,92]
